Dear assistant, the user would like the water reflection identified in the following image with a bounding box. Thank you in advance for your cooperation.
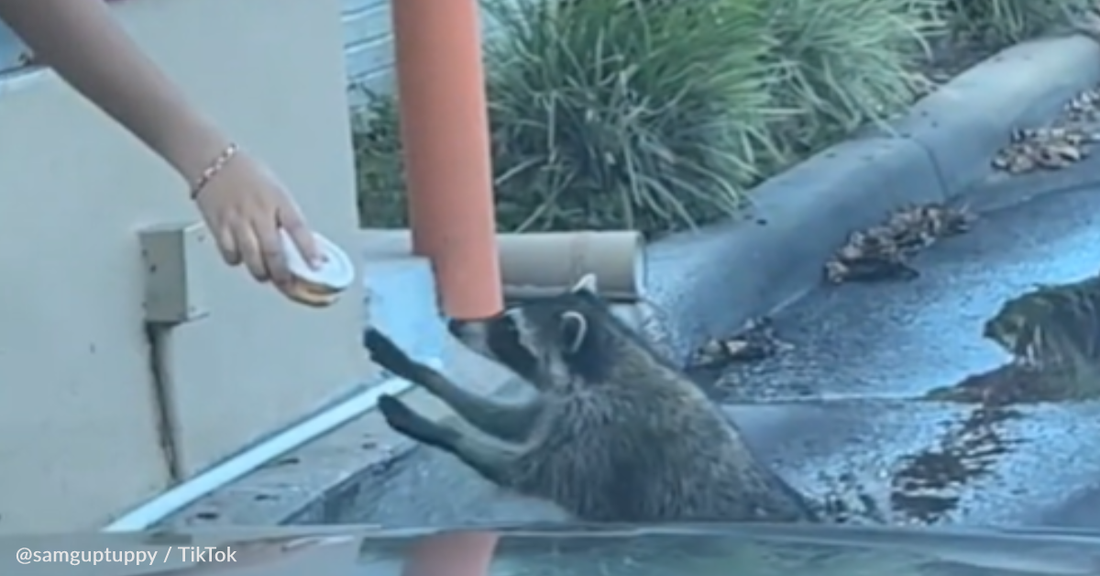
[887,273,1100,522]
[929,273,1100,404]
[890,405,1022,523]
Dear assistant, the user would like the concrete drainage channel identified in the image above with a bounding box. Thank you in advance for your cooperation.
[145,35,1100,530]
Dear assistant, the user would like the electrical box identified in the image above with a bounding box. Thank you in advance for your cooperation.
[139,222,211,324]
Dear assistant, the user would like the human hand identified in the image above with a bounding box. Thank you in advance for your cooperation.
[192,149,322,287]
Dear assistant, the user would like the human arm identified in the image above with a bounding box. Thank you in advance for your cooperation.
[0,0,321,285]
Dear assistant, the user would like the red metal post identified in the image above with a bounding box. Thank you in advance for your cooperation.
[392,0,503,319]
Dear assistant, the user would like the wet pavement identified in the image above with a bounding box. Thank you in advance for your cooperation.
[305,178,1100,530]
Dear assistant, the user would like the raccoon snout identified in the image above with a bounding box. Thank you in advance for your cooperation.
[446,318,463,337]
[447,318,488,341]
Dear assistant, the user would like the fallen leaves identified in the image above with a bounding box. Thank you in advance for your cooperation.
[825,203,974,284]
[695,203,973,369]
[691,316,792,369]
[992,126,1092,174]
[991,86,1100,175]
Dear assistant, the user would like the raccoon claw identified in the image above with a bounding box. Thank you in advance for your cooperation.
[364,329,417,377]
[377,394,455,449]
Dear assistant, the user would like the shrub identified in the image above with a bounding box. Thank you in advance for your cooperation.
[352,0,783,234]
[942,0,1090,48]
[351,87,407,228]
[761,0,942,156]
[351,0,1073,233]
[483,0,782,234]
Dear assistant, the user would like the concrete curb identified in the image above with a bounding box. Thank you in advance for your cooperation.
[153,35,1100,530]
[645,34,1100,364]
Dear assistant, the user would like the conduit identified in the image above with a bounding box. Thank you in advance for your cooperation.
[497,231,646,302]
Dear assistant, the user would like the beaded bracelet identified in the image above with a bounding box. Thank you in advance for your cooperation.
[190,142,239,200]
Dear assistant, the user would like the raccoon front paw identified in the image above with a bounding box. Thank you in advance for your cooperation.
[377,394,455,449]
[364,329,418,378]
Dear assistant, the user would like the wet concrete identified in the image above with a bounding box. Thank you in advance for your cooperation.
[305,181,1100,530]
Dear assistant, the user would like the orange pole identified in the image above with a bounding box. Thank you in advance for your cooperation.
[392,0,503,319]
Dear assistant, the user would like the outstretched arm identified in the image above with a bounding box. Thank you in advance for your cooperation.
[0,0,321,286]
[0,0,227,185]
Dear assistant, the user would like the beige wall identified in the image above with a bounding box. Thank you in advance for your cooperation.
[0,0,373,533]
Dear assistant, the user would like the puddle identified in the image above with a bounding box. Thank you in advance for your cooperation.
[674,185,1100,528]
[889,406,1022,524]
[926,274,1100,404]
[925,365,1041,405]
[892,273,1100,522]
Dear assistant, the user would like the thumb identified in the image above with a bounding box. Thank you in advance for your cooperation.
[280,210,322,269]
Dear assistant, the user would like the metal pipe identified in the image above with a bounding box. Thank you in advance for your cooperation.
[392,0,503,319]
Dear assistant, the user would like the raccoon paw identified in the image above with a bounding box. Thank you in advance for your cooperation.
[364,329,417,377]
[377,394,455,449]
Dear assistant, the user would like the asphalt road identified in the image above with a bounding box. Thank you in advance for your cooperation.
[323,176,1100,531]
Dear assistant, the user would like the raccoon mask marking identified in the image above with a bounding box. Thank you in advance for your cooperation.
[449,274,608,390]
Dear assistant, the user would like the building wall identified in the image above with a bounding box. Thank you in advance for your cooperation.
[341,0,505,101]
[0,0,373,533]
[0,1,494,119]
[342,0,396,95]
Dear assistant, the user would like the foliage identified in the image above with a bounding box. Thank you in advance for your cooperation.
[484,0,780,234]
[761,0,941,155]
[357,0,780,234]
[942,0,1091,48]
[351,0,1082,233]
[351,87,407,228]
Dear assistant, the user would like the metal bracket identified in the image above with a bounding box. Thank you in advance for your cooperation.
[139,222,212,324]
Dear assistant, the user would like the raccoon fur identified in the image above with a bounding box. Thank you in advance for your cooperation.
[365,274,818,523]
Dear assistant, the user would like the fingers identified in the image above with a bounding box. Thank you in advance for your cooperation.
[279,208,322,269]
[233,225,269,283]
[253,216,292,286]
[211,214,305,285]
[212,223,242,267]
[191,150,320,287]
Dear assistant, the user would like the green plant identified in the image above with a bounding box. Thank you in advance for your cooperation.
[483,0,783,234]
[943,0,1090,48]
[351,86,407,228]
[351,0,1067,235]
[761,0,942,155]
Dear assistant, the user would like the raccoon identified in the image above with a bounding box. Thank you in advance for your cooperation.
[365,274,818,523]
[984,275,1100,378]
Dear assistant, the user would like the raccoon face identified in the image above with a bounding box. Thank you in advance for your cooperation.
[983,305,1030,359]
[448,274,605,391]
[984,288,1083,369]
[984,293,1053,367]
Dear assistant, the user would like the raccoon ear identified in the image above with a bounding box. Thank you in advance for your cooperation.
[559,311,589,354]
[570,273,598,294]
